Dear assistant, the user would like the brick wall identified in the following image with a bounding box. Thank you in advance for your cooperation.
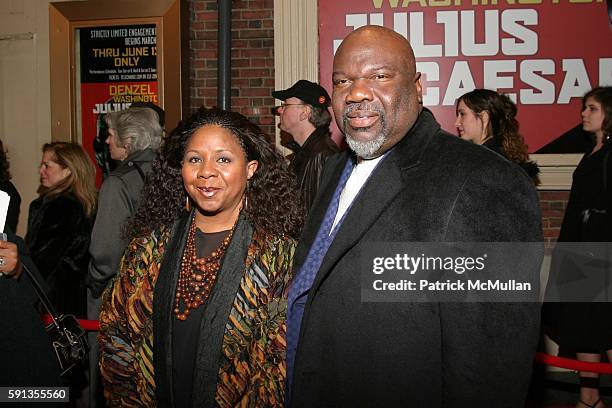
[539,191,570,245]
[189,0,276,140]
[187,1,571,240]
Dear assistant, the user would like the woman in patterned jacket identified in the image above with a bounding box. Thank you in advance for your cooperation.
[98,108,304,407]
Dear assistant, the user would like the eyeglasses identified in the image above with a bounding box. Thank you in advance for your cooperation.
[274,102,306,115]
[279,102,306,108]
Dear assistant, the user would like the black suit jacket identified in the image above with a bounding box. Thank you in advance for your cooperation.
[290,109,543,407]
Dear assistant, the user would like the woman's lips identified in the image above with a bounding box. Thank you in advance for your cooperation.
[347,111,379,129]
[197,186,219,198]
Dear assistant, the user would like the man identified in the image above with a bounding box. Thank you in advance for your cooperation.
[286,26,543,407]
[273,80,340,210]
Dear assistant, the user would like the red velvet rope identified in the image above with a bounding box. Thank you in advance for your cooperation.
[535,352,612,374]
[41,314,100,332]
[38,315,612,374]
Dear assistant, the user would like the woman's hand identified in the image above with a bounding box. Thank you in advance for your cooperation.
[0,240,22,279]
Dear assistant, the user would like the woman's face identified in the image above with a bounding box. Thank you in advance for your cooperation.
[182,125,258,226]
[39,151,70,188]
[107,128,128,161]
[581,97,605,136]
[455,100,487,144]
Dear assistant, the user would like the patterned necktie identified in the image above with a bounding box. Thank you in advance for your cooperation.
[285,157,354,403]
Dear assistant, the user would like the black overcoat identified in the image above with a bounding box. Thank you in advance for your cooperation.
[290,109,543,407]
[548,143,612,352]
[26,192,91,317]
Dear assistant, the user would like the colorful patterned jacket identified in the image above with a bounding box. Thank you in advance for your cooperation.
[99,212,295,407]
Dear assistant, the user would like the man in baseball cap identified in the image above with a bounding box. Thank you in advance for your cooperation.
[273,80,340,211]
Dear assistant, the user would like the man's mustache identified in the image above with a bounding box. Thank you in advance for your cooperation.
[342,102,385,119]
[341,103,385,133]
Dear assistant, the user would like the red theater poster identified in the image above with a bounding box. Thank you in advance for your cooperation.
[319,1,612,152]
[78,24,158,182]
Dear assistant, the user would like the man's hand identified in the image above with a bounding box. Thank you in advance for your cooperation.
[0,239,22,279]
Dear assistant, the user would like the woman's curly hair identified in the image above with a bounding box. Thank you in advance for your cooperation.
[125,107,304,240]
[457,89,530,164]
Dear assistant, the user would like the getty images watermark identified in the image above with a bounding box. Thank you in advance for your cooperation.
[361,242,543,302]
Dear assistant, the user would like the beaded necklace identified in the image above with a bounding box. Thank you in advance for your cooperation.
[174,217,234,320]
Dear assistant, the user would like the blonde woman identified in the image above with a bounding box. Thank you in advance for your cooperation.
[26,142,96,317]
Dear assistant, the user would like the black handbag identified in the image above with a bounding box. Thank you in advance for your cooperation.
[22,261,89,376]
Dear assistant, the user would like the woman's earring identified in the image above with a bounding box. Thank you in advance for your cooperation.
[243,182,250,211]
[185,195,191,211]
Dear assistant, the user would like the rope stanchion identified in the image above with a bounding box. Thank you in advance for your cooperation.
[42,314,100,332]
[535,352,612,374]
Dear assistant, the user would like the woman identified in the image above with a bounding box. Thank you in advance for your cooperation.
[26,142,96,317]
[455,89,540,184]
[99,108,303,407]
[88,106,162,298]
[0,139,21,232]
[552,86,612,408]
[87,106,163,408]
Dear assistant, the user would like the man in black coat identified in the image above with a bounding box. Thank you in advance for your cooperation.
[273,80,340,211]
[286,25,543,407]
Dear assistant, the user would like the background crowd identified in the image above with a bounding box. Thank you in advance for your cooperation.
[0,29,610,406]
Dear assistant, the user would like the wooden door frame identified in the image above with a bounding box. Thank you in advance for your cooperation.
[49,0,187,141]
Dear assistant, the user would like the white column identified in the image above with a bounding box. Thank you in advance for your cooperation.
[273,0,318,153]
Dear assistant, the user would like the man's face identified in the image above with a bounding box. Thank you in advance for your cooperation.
[278,96,306,136]
[332,29,422,159]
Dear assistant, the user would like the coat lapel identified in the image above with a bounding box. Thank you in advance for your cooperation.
[306,109,440,296]
[192,214,253,408]
[308,154,405,295]
[293,153,350,271]
[154,212,254,407]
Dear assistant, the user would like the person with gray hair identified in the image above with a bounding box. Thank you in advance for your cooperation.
[86,105,162,408]
[103,106,162,160]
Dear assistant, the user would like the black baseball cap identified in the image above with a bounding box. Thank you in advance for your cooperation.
[272,80,331,108]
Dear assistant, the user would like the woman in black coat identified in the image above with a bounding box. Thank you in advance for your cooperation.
[554,86,612,408]
[454,89,540,185]
[26,142,97,404]
[26,142,97,317]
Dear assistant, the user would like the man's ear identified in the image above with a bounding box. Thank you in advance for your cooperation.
[414,72,423,104]
[300,105,312,122]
